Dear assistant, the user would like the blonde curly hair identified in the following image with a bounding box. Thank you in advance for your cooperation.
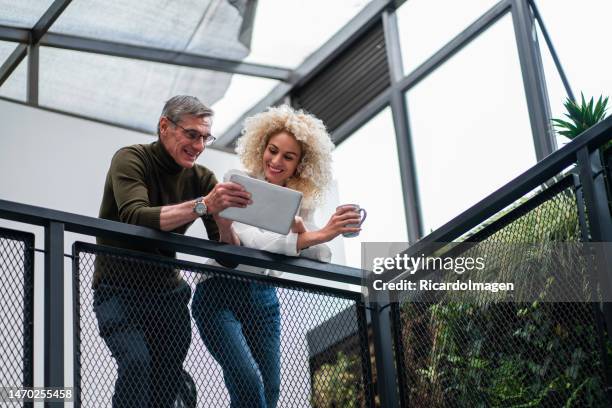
[235,105,334,207]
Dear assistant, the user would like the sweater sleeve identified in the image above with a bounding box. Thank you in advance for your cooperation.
[109,148,161,229]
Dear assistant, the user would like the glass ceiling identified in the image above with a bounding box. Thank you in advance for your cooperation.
[48,0,372,68]
[0,40,16,64]
[0,0,372,141]
[0,0,55,28]
[244,0,371,68]
[51,0,251,61]
[0,41,26,102]
[35,47,279,135]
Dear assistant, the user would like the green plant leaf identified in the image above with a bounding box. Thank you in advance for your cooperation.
[553,93,609,140]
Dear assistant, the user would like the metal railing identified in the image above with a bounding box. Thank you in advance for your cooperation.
[375,118,612,407]
[0,116,611,407]
[0,196,371,407]
[0,227,34,408]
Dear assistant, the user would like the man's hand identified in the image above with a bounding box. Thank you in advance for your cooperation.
[204,182,252,214]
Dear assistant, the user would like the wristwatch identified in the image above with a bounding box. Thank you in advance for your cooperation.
[193,197,207,216]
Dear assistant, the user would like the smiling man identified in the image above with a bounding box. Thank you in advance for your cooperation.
[94,95,250,407]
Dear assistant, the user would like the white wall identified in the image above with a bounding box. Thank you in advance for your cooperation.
[0,99,239,216]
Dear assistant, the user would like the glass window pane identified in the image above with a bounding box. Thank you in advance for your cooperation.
[406,15,536,233]
[38,47,278,136]
[0,40,17,65]
[0,0,55,28]
[332,107,408,268]
[52,0,251,60]
[396,0,499,74]
[534,0,612,138]
[0,42,26,102]
[245,0,371,68]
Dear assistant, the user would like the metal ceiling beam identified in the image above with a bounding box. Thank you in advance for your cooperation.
[0,25,29,43]
[27,0,73,106]
[382,10,423,243]
[0,25,292,81]
[0,43,27,86]
[529,0,575,102]
[32,0,73,43]
[511,0,556,159]
[41,32,292,80]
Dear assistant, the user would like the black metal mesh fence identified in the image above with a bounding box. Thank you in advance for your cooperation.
[0,227,34,405]
[73,242,371,407]
[393,178,609,407]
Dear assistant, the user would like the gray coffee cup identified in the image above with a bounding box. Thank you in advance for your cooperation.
[336,204,367,237]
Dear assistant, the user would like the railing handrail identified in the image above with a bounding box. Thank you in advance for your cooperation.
[403,114,612,258]
[0,199,364,286]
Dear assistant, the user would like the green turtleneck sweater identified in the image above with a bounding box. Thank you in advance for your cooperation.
[94,140,219,289]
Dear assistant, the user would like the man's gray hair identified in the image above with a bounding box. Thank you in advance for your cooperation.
[157,95,214,136]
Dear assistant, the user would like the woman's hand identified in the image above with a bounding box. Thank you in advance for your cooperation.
[317,206,362,242]
[213,214,233,230]
[296,207,362,250]
[291,216,307,234]
[213,214,240,245]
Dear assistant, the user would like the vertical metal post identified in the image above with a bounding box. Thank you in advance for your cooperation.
[26,44,39,106]
[72,244,81,408]
[577,148,612,239]
[572,174,589,242]
[577,147,612,401]
[369,291,400,408]
[356,301,375,407]
[573,172,612,400]
[382,10,423,242]
[510,0,556,160]
[24,234,35,408]
[44,221,64,408]
[390,302,407,407]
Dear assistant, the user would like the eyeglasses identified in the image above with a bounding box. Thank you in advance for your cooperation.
[167,118,216,146]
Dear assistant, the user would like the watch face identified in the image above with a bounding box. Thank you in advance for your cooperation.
[195,202,206,215]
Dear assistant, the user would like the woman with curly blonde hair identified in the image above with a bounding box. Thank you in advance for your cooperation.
[191,105,362,407]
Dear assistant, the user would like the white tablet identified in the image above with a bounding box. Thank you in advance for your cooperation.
[219,174,303,235]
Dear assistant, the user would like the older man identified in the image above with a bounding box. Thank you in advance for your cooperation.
[94,95,248,407]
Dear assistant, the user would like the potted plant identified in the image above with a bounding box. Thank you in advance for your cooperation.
[552,93,609,147]
[553,93,612,206]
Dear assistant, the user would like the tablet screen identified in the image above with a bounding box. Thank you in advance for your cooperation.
[219,174,303,235]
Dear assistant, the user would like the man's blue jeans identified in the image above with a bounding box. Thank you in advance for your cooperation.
[93,281,192,407]
[192,278,281,408]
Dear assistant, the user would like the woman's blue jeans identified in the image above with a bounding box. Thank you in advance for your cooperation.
[192,278,281,408]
